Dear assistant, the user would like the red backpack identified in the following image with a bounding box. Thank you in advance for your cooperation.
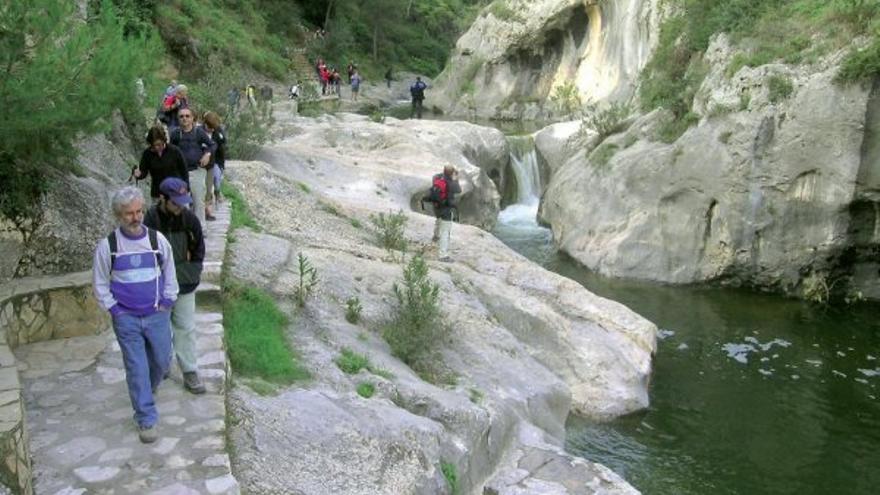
[429,174,448,204]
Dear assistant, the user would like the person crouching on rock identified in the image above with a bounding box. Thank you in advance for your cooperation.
[93,186,177,443]
[144,177,207,396]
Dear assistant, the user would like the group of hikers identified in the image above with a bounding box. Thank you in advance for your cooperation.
[96,68,454,443]
[312,58,363,100]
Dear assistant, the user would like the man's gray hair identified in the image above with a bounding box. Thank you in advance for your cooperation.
[111,186,144,216]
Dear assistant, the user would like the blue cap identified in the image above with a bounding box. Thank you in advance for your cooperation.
[159,177,192,206]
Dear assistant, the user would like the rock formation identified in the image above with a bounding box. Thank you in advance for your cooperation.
[224,108,656,494]
[432,0,662,120]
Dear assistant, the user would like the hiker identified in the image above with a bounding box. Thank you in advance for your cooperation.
[426,165,461,262]
[164,79,178,97]
[385,67,393,89]
[246,84,257,107]
[347,61,355,83]
[202,111,227,204]
[227,87,240,113]
[169,108,215,224]
[93,186,177,443]
[410,76,428,119]
[331,69,342,96]
[163,84,189,129]
[320,65,330,95]
[351,70,361,102]
[135,126,189,203]
[144,178,207,395]
[289,81,301,100]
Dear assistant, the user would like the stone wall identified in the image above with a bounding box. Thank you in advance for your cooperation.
[0,271,109,494]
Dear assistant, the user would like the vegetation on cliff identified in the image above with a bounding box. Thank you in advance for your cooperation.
[640,0,880,141]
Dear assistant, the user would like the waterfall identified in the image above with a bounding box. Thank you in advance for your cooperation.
[499,135,542,227]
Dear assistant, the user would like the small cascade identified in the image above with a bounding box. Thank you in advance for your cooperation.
[495,135,556,263]
[499,135,542,227]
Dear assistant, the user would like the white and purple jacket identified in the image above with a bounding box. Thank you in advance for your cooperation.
[93,227,178,317]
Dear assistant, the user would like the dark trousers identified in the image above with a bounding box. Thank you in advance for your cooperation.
[411,99,424,119]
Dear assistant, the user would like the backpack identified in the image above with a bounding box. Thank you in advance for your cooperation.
[411,82,426,100]
[428,174,448,204]
[108,227,161,274]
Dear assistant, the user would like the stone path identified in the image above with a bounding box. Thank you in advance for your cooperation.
[14,203,238,495]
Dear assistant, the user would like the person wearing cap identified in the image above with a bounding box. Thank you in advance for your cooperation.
[144,177,207,395]
[93,186,177,443]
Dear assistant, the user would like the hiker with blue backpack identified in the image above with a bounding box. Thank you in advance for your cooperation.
[410,76,428,119]
[424,165,461,262]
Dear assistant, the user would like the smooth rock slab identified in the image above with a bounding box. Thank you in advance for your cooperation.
[72,465,120,483]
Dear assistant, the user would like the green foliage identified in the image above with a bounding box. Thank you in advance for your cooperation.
[369,210,409,252]
[345,296,363,324]
[441,461,459,495]
[550,81,582,116]
[383,256,442,372]
[581,102,632,141]
[224,284,310,383]
[739,92,752,111]
[658,112,700,143]
[486,1,522,22]
[837,37,880,82]
[767,74,794,103]
[350,218,363,229]
[336,348,370,374]
[295,252,319,308]
[356,382,376,398]
[591,143,620,168]
[468,387,483,404]
[220,183,260,231]
[298,182,312,193]
[0,0,161,222]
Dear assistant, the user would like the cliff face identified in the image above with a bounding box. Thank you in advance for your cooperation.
[538,36,880,299]
[432,0,662,120]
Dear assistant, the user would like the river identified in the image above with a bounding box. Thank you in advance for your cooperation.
[492,135,880,495]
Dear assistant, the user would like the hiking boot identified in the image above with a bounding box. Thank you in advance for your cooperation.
[138,424,158,444]
[183,371,206,394]
[206,214,217,221]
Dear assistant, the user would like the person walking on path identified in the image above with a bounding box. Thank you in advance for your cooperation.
[144,178,207,395]
[169,108,215,224]
[350,70,362,102]
[202,111,227,204]
[92,186,177,443]
[162,84,189,130]
[429,165,461,262]
[385,67,393,89]
[410,76,428,119]
[135,126,189,203]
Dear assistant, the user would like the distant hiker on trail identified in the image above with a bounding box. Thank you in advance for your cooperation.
[351,70,361,101]
[227,87,240,113]
[135,126,189,203]
[424,165,461,262]
[202,111,227,205]
[92,186,177,444]
[385,68,393,89]
[164,79,178,97]
[144,177,207,396]
[163,84,189,129]
[289,81,301,100]
[169,108,215,224]
[320,65,330,95]
[410,76,428,119]
[331,68,342,96]
[246,84,257,107]
[347,61,356,83]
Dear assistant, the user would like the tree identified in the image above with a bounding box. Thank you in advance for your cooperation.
[0,0,161,222]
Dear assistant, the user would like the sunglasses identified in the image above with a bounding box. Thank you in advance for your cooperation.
[180,114,193,119]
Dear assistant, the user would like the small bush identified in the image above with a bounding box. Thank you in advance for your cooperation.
[356,382,375,398]
[345,296,363,324]
[767,75,794,103]
[837,38,880,83]
[294,252,319,308]
[591,143,619,168]
[336,348,370,374]
[657,112,700,144]
[581,101,632,141]
[297,182,311,193]
[350,218,363,229]
[441,461,459,495]
[369,210,409,252]
[469,388,483,404]
[319,201,341,216]
[739,93,752,111]
[221,182,259,231]
[551,80,582,116]
[383,256,442,372]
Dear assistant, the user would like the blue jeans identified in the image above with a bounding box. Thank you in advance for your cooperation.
[112,310,172,427]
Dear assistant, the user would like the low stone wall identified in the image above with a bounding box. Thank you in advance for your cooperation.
[0,271,109,494]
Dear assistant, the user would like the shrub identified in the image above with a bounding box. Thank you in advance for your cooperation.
[336,348,370,374]
[356,382,376,398]
[224,284,310,383]
[767,75,794,103]
[441,461,459,495]
[591,143,620,168]
[382,256,442,371]
[369,210,409,252]
[220,182,259,231]
[294,252,319,308]
[581,101,632,141]
[657,112,700,144]
[837,38,880,82]
[345,296,363,324]
[551,80,582,116]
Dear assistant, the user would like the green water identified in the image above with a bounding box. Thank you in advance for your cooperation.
[493,223,880,495]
